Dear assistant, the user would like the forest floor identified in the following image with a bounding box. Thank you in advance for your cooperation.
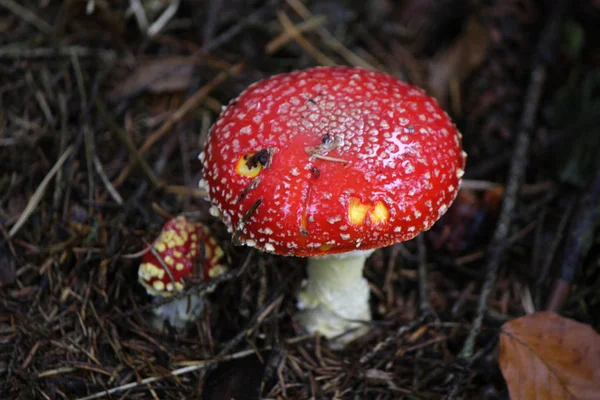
[1,0,599,399]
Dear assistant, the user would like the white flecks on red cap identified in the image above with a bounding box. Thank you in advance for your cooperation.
[202,66,466,257]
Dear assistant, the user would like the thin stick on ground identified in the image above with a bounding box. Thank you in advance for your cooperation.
[458,0,568,359]
[417,235,431,315]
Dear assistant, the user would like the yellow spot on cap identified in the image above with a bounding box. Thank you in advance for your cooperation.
[173,251,182,258]
[155,242,166,252]
[175,282,184,291]
[235,153,262,178]
[213,245,224,259]
[369,202,389,224]
[191,234,198,242]
[208,265,226,278]
[320,243,334,252]
[166,283,174,291]
[176,263,184,271]
[164,256,174,266]
[153,281,165,291]
[348,198,369,225]
[167,240,176,249]
[139,262,164,280]
[161,230,175,243]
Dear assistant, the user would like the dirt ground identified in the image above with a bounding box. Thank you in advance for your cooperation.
[1,0,599,399]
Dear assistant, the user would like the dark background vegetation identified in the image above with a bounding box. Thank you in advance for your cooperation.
[1,0,599,398]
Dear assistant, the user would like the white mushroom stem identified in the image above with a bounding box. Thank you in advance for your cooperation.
[150,294,205,331]
[296,249,373,346]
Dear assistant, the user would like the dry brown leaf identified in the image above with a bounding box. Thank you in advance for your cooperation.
[427,16,489,114]
[499,311,600,400]
[108,56,198,99]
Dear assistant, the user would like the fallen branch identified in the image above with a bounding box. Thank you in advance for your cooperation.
[458,0,568,359]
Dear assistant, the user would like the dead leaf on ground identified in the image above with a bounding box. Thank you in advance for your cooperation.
[427,16,489,114]
[108,56,199,100]
[499,311,600,400]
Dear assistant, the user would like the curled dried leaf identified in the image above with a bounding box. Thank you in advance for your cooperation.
[499,312,600,400]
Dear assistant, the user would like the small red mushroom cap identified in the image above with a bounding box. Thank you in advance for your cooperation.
[201,66,466,257]
[138,216,226,296]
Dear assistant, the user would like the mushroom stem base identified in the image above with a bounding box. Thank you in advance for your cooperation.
[297,250,373,347]
[150,294,205,331]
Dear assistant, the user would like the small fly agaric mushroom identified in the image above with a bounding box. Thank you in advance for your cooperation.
[138,216,226,330]
[200,66,466,345]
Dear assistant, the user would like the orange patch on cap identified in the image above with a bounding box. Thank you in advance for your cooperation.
[348,198,370,225]
[369,202,389,224]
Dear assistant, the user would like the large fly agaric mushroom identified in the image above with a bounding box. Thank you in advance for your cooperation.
[138,216,226,330]
[200,66,465,344]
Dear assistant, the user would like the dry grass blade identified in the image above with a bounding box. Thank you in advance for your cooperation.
[0,0,53,35]
[112,62,245,187]
[3,1,598,399]
[93,155,123,205]
[276,10,335,66]
[285,0,375,70]
[76,337,310,400]
[148,0,180,37]
[266,15,327,54]
[8,145,73,238]
[96,100,164,189]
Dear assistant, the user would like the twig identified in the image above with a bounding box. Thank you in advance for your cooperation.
[216,270,301,358]
[546,168,600,312]
[417,235,430,315]
[8,146,74,238]
[0,0,53,35]
[535,196,575,307]
[459,0,568,359]
[359,314,428,365]
[164,185,207,198]
[0,46,116,61]
[459,179,502,191]
[52,94,69,210]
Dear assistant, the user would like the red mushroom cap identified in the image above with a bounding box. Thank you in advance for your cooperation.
[201,66,466,257]
[138,216,226,296]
